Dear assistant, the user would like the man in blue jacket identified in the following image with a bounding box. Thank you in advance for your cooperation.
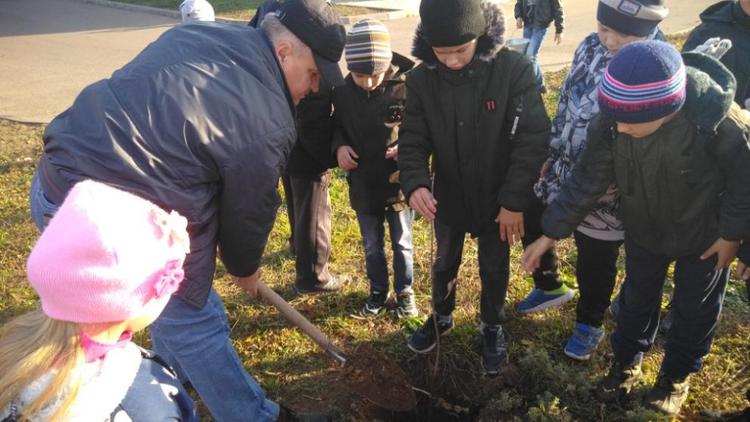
[28,0,345,420]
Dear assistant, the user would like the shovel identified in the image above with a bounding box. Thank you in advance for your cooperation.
[257,281,416,412]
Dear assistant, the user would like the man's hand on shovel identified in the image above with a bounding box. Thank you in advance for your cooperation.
[234,268,261,298]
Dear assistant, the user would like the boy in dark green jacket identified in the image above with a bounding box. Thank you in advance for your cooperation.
[333,19,417,318]
[522,41,750,416]
[398,0,559,376]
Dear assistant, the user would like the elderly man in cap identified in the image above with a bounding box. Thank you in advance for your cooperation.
[28,0,345,420]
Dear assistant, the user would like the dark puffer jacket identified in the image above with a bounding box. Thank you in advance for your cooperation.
[398,1,550,235]
[684,0,750,106]
[38,23,296,307]
[542,52,750,257]
[514,0,564,34]
[332,53,414,214]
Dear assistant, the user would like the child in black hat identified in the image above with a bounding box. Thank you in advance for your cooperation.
[398,0,560,376]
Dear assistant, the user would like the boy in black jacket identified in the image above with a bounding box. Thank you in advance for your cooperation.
[398,0,560,376]
[333,19,417,318]
[522,41,750,416]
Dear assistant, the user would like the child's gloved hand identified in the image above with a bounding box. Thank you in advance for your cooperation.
[690,37,733,60]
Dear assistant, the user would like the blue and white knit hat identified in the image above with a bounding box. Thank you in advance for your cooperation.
[598,40,686,124]
[345,19,393,75]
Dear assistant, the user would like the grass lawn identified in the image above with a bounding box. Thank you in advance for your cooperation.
[1,36,748,421]
[113,0,383,20]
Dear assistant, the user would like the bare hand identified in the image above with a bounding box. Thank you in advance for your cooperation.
[495,207,524,246]
[409,187,437,221]
[521,236,556,273]
[736,260,750,280]
[385,145,398,161]
[235,268,261,298]
[516,18,524,29]
[539,160,552,178]
[701,238,740,270]
[336,145,359,171]
[554,32,563,45]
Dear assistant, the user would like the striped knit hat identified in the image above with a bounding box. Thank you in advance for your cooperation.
[346,19,392,75]
[598,40,686,124]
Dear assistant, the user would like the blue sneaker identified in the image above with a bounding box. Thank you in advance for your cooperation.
[564,323,605,361]
[516,287,575,314]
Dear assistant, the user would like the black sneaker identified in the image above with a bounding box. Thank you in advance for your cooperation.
[644,372,690,416]
[407,314,454,354]
[595,361,643,402]
[395,288,418,319]
[360,290,388,317]
[481,324,508,376]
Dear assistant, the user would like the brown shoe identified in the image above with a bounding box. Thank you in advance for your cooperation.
[294,275,349,295]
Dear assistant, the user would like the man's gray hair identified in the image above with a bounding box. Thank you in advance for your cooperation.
[260,13,310,56]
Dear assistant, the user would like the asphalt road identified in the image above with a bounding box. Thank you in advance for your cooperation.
[0,0,717,123]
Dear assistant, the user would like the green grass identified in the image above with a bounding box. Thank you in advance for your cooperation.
[1,35,748,420]
[113,0,383,20]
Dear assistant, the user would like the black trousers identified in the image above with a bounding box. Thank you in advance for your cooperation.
[612,238,729,378]
[431,200,561,325]
[282,171,332,288]
[574,230,623,327]
[524,199,563,291]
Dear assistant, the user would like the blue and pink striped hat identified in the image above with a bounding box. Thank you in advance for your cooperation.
[598,40,686,124]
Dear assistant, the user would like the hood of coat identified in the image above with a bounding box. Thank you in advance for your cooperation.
[682,51,737,132]
[389,51,416,80]
[411,0,505,68]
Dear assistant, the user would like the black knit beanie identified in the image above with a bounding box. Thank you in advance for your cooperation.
[419,0,487,47]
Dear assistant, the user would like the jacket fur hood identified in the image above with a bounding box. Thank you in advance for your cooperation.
[682,51,737,132]
[411,0,505,67]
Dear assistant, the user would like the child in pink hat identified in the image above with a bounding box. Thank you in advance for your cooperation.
[0,180,196,421]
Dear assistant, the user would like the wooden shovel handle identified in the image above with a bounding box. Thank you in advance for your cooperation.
[257,281,347,366]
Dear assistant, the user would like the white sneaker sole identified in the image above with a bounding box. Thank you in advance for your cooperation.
[564,348,592,361]
[518,289,576,314]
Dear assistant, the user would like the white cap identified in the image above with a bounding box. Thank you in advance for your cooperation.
[180,0,215,23]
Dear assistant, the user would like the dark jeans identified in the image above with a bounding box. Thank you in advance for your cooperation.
[282,171,332,289]
[356,209,415,294]
[574,231,622,327]
[431,205,560,325]
[612,239,729,379]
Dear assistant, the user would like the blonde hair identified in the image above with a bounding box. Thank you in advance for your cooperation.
[0,310,84,421]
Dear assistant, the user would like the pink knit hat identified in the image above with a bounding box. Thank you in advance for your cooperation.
[27,180,190,324]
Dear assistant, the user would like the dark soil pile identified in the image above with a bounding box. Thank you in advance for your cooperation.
[341,344,417,412]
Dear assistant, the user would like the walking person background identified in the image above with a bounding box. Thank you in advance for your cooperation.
[333,19,417,318]
[28,0,346,419]
[1,181,196,421]
[520,0,668,361]
[514,0,564,62]
[523,40,750,416]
